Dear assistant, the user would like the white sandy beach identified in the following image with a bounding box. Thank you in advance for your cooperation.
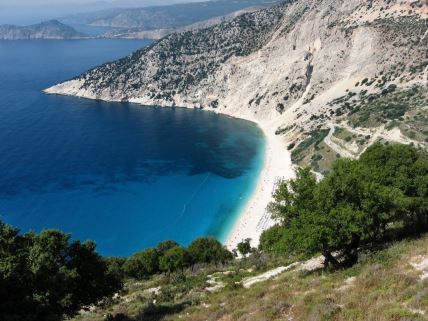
[225,121,295,251]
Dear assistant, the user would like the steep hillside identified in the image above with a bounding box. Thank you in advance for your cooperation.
[46,0,428,172]
[0,20,88,40]
[73,235,428,321]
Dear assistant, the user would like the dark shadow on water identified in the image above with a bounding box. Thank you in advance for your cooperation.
[0,80,264,199]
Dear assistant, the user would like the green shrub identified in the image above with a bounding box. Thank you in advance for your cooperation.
[291,129,329,163]
[0,225,121,321]
[188,237,233,265]
[264,144,428,268]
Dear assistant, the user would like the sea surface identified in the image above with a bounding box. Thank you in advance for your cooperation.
[0,39,265,256]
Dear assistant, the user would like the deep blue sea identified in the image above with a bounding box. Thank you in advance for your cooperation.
[0,39,265,257]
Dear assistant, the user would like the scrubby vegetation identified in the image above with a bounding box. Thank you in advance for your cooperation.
[177,236,428,321]
[116,238,233,280]
[70,235,428,321]
[291,128,330,163]
[0,230,235,321]
[330,85,427,129]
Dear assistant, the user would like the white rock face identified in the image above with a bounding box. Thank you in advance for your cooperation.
[46,0,427,139]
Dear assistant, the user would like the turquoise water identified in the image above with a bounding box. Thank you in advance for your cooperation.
[0,39,265,256]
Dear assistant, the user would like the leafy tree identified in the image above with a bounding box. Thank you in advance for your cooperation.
[358,143,428,228]
[259,224,288,254]
[313,158,406,265]
[263,143,428,268]
[0,223,121,321]
[123,248,159,279]
[158,246,191,273]
[156,240,180,256]
[105,257,127,281]
[188,237,233,264]
[0,222,32,320]
[265,167,320,257]
[236,238,253,257]
[268,166,318,225]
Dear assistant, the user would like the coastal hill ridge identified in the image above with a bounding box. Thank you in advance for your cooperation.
[0,20,89,40]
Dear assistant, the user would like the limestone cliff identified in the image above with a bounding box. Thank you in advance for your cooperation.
[46,0,428,172]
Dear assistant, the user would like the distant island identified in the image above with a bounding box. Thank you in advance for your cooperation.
[0,20,89,40]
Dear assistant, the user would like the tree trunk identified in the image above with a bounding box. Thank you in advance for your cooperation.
[322,251,340,269]
[343,234,360,267]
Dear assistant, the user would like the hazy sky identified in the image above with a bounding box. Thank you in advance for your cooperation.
[0,0,205,24]
[0,0,201,7]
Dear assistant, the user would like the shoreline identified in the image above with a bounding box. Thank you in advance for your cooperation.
[224,120,295,250]
[43,86,295,250]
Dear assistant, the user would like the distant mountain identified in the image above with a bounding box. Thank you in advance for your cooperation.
[0,20,89,40]
[102,6,266,39]
[61,0,281,29]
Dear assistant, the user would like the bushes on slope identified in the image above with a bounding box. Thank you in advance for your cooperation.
[261,143,428,268]
[0,224,121,321]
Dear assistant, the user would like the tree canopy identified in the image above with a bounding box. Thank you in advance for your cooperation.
[158,246,191,272]
[0,225,233,321]
[118,237,233,279]
[237,238,253,257]
[261,143,428,267]
[188,237,233,264]
[122,248,159,279]
[0,223,121,321]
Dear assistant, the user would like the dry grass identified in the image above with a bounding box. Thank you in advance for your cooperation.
[171,236,428,321]
[73,236,428,321]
